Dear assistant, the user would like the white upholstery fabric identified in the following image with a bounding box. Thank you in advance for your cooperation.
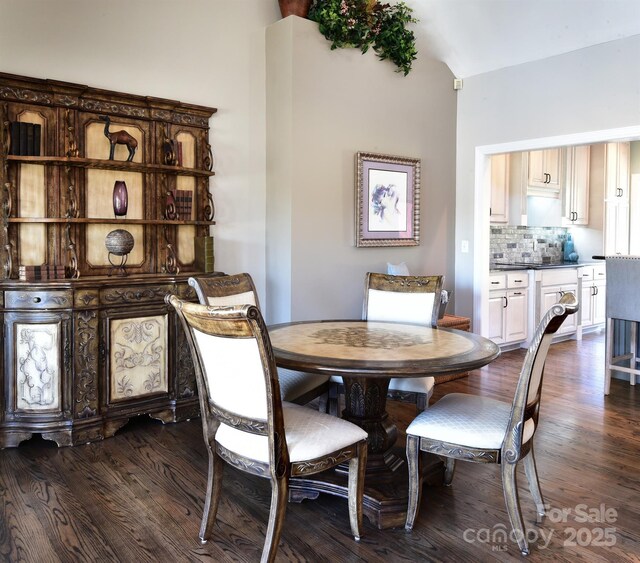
[215,402,368,463]
[206,291,257,307]
[194,329,268,420]
[367,289,435,325]
[528,333,553,404]
[406,393,535,450]
[387,376,435,395]
[278,368,329,402]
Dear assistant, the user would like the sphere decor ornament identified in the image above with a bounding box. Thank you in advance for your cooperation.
[112,180,128,217]
[105,228,134,276]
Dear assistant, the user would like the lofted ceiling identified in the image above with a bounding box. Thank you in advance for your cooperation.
[409,0,640,78]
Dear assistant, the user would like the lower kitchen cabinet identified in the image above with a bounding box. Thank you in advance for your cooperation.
[536,269,578,337]
[488,271,529,346]
[579,264,607,330]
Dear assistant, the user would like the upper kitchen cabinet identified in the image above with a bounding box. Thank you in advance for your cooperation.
[603,142,630,255]
[562,145,590,226]
[526,148,564,197]
[490,153,509,224]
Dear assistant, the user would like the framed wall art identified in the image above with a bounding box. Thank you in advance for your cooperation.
[355,152,420,247]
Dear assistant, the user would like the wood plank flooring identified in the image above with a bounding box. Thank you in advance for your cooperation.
[1,332,639,562]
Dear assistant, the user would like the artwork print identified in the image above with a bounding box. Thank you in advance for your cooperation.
[356,152,420,247]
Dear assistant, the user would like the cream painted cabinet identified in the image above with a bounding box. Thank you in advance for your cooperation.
[527,148,563,196]
[488,272,529,345]
[563,145,590,226]
[604,142,630,255]
[490,154,509,224]
[537,269,578,337]
[579,265,606,328]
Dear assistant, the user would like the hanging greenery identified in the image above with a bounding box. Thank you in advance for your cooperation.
[308,0,418,75]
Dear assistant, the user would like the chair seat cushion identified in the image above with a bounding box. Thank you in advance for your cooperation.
[278,368,329,402]
[215,402,368,464]
[406,393,535,450]
[387,376,435,395]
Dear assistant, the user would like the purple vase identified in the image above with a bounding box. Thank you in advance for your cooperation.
[113,180,128,217]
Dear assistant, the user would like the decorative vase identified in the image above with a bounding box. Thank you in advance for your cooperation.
[112,180,128,218]
[278,0,311,18]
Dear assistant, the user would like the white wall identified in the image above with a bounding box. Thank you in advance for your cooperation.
[455,35,640,328]
[265,17,456,323]
[0,0,280,299]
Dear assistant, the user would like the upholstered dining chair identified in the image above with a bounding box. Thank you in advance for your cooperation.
[166,296,368,562]
[404,293,578,556]
[330,272,444,413]
[189,273,331,408]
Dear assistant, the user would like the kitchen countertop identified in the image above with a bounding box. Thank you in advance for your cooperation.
[490,261,600,272]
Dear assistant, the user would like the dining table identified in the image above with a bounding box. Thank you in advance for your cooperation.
[268,319,500,529]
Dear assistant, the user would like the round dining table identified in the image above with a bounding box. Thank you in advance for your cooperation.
[268,319,500,529]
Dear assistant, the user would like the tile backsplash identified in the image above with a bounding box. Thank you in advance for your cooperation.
[490,226,567,264]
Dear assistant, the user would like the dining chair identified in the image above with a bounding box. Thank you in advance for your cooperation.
[330,272,444,414]
[189,273,331,408]
[166,295,368,562]
[404,292,579,556]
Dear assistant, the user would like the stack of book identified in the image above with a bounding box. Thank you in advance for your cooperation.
[9,122,42,156]
[19,264,66,281]
[194,236,214,273]
[174,189,193,220]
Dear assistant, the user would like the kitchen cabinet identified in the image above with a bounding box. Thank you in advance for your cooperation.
[527,148,563,196]
[490,154,509,224]
[604,142,630,255]
[579,264,606,329]
[536,269,578,337]
[562,145,590,226]
[488,271,529,346]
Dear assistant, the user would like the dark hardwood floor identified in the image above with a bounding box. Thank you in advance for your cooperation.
[1,331,639,562]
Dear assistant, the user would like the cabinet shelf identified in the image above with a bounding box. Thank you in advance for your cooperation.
[8,217,216,225]
[7,155,215,177]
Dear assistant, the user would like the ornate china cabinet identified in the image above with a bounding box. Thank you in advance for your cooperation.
[0,73,220,447]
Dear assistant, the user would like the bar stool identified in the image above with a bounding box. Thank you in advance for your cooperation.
[604,256,640,394]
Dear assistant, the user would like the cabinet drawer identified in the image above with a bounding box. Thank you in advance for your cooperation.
[540,269,578,286]
[579,267,593,281]
[4,290,73,309]
[507,273,528,289]
[489,274,506,290]
[593,264,606,280]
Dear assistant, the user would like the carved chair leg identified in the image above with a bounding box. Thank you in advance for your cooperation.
[443,457,456,486]
[348,441,367,541]
[405,435,423,531]
[262,476,289,563]
[501,461,529,556]
[199,448,224,543]
[523,447,545,518]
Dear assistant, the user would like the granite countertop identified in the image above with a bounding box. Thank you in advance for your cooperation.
[490,261,600,272]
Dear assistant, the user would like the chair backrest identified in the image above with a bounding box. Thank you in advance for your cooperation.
[502,292,579,459]
[166,295,287,472]
[605,256,640,322]
[363,272,444,327]
[189,273,260,308]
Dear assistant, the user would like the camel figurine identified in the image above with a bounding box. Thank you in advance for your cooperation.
[98,115,138,161]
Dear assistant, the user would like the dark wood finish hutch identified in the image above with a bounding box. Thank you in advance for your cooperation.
[0,73,221,447]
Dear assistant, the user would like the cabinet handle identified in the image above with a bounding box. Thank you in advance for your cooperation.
[594,286,599,296]
[513,292,522,295]
[514,279,522,283]
[559,290,565,298]
[503,296,508,308]
[32,296,42,303]
[491,281,500,285]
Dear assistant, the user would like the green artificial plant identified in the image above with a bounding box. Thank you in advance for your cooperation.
[308,0,418,75]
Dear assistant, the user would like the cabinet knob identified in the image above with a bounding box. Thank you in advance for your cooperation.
[33,296,41,303]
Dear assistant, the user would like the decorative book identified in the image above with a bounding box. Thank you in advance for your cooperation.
[19,264,66,281]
